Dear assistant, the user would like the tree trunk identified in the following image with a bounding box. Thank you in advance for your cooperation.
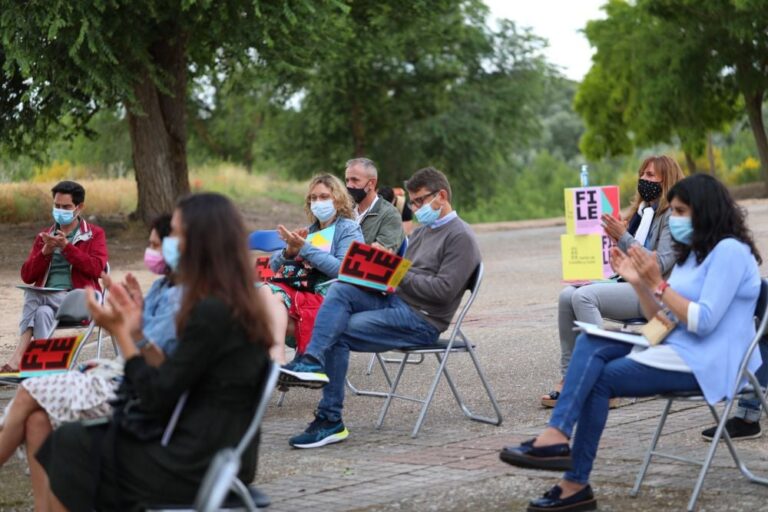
[126,33,190,225]
[683,151,697,174]
[351,101,366,157]
[706,132,716,175]
[743,90,768,186]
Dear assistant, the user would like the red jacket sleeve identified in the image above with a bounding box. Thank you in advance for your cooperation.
[20,229,54,284]
[61,225,108,279]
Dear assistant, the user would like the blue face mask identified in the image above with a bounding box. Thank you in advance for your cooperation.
[415,198,441,226]
[161,236,181,272]
[669,215,693,245]
[311,200,337,222]
[52,207,76,226]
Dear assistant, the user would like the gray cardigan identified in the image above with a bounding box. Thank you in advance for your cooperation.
[617,208,675,278]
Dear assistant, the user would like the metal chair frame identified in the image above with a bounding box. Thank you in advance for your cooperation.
[60,262,114,366]
[148,361,280,512]
[349,263,502,437]
[631,278,768,511]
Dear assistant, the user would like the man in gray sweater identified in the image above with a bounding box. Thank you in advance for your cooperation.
[280,167,482,448]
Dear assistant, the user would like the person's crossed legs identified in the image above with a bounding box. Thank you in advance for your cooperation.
[501,334,699,511]
[280,283,438,448]
[9,290,67,371]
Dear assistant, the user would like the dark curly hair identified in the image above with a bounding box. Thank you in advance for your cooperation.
[667,174,761,266]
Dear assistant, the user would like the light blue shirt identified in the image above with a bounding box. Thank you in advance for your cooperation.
[430,211,457,229]
[665,238,761,404]
[142,277,182,355]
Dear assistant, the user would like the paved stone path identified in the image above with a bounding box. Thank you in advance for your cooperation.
[1,200,768,510]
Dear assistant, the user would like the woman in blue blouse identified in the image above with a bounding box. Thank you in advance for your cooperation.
[259,173,363,364]
[501,174,763,512]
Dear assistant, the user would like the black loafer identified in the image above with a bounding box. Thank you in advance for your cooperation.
[528,484,597,511]
[499,438,573,471]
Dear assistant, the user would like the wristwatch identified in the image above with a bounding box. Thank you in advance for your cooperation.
[653,281,670,300]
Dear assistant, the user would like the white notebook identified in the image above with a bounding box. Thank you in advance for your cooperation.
[574,321,650,347]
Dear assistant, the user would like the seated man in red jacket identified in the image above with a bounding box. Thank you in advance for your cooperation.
[4,181,108,372]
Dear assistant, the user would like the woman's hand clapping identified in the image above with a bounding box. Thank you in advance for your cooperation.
[277,225,307,258]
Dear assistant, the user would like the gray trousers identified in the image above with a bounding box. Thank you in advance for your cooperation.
[19,289,67,339]
[558,282,643,376]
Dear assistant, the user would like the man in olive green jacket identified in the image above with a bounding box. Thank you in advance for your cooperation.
[344,158,405,252]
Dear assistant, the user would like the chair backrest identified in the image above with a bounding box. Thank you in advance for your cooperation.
[445,262,483,338]
[397,237,408,257]
[193,360,280,511]
[249,230,286,252]
[755,278,768,326]
[55,289,99,324]
[730,278,768,398]
[235,360,280,456]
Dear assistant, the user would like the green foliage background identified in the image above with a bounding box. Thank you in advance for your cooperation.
[1,0,767,224]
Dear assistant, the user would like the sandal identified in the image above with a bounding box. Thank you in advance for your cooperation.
[540,390,560,408]
[0,364,18,374]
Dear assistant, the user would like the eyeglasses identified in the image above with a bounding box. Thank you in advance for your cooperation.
[409,190,438,209]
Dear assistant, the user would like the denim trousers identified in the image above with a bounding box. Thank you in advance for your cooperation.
[548,333,699,484]
[735,337,768,421]
[305,283,439,423]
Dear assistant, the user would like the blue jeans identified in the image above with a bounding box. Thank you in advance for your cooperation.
[549,333,699,484]
[734,336,768,422]
[305,283,439,422]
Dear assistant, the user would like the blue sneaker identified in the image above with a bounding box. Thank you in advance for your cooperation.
[289,416,349,449]
[279,355,329,389]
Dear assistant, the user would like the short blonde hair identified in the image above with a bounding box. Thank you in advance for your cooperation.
[304,173,355,223]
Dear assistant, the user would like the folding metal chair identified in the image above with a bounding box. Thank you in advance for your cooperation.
[148,361,280,512]
[42,286,114,369]
[631,278,768,511]
[248,230,285,252]
[351,263,503,437]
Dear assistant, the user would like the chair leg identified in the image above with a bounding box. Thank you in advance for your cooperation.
[365,353,376,375]
[462,339,503,426]
[276,390,286,407]
[376,356,410,430]
[686,403,730,511]
[410,351,453,438]
[96,327,104,359]
[346,354,393,398]
[631,398,673,497]
[230,477,258,512]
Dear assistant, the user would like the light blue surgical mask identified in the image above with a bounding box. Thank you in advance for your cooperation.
[161,236,181,271]
[311,200,336,222]
[415,198,441,226]
[669,215,693,245]
[52,207,76,226]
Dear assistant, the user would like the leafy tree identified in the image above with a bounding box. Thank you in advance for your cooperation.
[270,1,553,206]
[642,0,768,185]
[575,0,738,172]
[0,1,339,223]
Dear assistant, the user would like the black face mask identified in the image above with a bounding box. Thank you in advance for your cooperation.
[637,179,662,203]
[346,186,368,204]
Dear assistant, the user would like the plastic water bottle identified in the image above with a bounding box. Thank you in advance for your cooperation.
[579,164,589,187]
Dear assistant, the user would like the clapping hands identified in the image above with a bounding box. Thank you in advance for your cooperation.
[86,275,143,340]
[610,245,663,290]
[277,225,308,258]
[40,231,68,255]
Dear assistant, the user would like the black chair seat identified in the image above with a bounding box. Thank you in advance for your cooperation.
[395,340,471,352]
